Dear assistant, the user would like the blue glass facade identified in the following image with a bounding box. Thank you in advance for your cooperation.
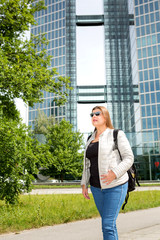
[29,0,67,129]
[104,0,135,132]
[130,0,160,180]
[27,0,160,179]
[29,0,136,133]
[134,0,160,152]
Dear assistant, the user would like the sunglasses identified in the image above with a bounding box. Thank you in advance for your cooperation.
[90,111,101,117]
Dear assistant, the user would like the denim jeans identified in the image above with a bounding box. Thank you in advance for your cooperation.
[90,182,128,240]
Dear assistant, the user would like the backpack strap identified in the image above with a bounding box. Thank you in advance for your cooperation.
[113,129,129,210]
[122,193,129,210]
[113,129,122,160]
[87,133,92,141]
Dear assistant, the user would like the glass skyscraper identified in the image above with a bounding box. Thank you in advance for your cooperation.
[29,0,137,133]
[132,0,160,180]
[134,0,160,141]
[28,0,160,179]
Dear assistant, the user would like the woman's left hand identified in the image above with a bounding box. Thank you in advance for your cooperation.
[101,170,116,185]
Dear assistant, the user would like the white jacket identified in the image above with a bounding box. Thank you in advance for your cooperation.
[81,128,134,189]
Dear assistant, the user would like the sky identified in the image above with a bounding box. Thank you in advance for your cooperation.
[76,0,105,134]
[16,0,106,134]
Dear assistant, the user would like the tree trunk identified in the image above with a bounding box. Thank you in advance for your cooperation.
[60,173,64,182]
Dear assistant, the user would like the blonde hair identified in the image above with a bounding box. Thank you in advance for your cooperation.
[92,106,114,129]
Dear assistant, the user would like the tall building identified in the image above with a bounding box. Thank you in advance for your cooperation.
[29,0,69,129]
[131,0,160,180]
[29,0,137,133]
[28,0,160,180]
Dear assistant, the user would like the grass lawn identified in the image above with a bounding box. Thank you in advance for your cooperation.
[0,190,160,235]
[32,182,160,189]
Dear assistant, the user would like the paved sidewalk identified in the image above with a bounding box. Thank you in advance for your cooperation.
[24,186,160,195]
[0,207,160,240]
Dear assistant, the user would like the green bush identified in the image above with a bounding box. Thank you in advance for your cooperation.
[0,119,51,204]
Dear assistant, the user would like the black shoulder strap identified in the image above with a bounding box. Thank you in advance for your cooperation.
[113,129,122,160]
[87,134,92,141]
[113,129,118,149]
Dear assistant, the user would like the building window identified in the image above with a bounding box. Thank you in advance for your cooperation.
[152,105,156,115]
[141,94,145,104]
[143,48,147,58]
[140,83,144,92]
[137,38,141,48]
[142,37,146,46]
[151,24,156,34]
[143,59,148,69]
[158,104,160,115]
[146,106,151,116]
[150,13,155,22]
[147,118,152,129]
[139,71,143,81]
[146,94,150,104]
[149,69,153,79]
[138,49,142,58]
[141,106,146,117]
[151,93,156,103]
[148,58,153,68]
[140,6,144,15]
[145,82,149,92]
[144,4,149,14]
[146,25,150,34]
[147,46,152,56]
[136,17,140,26]
[156,80,160,90]
[156,92,160,102]
[136,28,140,37]
[156,22,160,32]
[153,118,157,128]
[154,1,159,11]
[140,15,144,25]
[154,68,159,78]
[147,35,151,45]
[149,2,154,12]
[150,81,155,91]
[155,12,160,21]
[135,7,139,16]
[142,118,146,129]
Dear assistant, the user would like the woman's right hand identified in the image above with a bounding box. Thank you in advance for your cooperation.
[82,185,90,200]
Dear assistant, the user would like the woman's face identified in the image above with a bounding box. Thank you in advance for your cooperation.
[91,108,106,128]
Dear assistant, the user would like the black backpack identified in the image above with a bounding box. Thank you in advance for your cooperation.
[113,129,140,210]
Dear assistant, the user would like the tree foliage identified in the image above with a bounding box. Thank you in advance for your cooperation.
[43,119,84,182]
[33,110,55,135]
[0,0,71,119]
[0,0,73,204]
[0,118,52,204]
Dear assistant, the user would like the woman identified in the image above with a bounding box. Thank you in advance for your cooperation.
[81,106,134,240]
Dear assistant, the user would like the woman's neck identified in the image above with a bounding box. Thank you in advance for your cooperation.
[92,127,107,143]
[96,126,107,136]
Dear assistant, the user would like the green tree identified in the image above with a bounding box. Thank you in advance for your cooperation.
[34,110,55,135]
[0,118,52,204]
[44,119,84,182]
[0,0,71,119]
[0,0,72,203]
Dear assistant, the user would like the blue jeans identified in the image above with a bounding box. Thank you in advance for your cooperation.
[90,182,128,240]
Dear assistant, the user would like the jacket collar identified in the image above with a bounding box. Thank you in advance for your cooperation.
[95,127,111,137]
